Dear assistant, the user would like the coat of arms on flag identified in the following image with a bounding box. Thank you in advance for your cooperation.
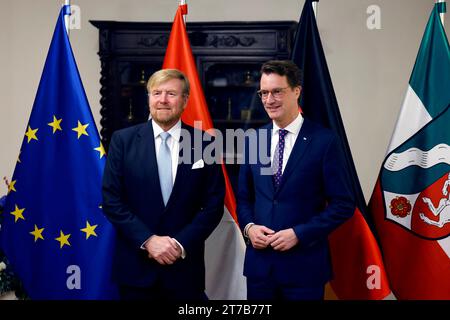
[381,124,450,240]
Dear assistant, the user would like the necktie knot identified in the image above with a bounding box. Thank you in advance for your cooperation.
[160,132,170,142]
[279,129,288,140]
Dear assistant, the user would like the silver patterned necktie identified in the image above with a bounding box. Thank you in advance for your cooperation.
[157,132,173,205]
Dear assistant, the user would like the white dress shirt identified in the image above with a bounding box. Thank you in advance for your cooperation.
[152,120,182,184]
[270,112,304,174]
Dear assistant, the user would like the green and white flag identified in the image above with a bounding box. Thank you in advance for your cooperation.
[369,2,450,299]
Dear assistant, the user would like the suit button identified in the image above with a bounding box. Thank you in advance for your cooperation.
[273,200,278,205]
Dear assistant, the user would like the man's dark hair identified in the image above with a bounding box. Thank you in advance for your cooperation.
[260,60,303,88]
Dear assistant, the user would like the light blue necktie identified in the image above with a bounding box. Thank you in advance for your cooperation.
[157,132,173,205]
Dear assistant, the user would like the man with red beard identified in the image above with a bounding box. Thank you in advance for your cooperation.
[102,69,224,300]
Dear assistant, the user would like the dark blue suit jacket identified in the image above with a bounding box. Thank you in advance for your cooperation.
[102,120,225,292]
[237,118,354,286]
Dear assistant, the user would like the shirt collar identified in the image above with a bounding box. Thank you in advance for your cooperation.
[152,120,182,142]
[272,112,303,136]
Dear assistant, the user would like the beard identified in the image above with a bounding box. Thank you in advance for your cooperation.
[150,107,184,129]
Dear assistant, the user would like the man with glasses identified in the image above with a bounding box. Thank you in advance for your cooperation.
[102,69,225,300]
[237,60,354,300]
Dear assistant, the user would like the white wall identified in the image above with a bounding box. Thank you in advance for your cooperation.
[0,0,12,177]
[0,0,439,200]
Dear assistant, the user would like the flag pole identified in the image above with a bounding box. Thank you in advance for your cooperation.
[437,0,445,26]
[180,0,186,24]
[312,0,318,18]
[64,0,70,36]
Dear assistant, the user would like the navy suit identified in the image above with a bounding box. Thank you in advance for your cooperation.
[237,118,354,297]
[102,120,225,298]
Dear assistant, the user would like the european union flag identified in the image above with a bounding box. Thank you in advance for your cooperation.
[0,6,118,299]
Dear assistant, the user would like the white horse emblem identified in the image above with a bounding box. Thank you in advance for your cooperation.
[419,173,450,228]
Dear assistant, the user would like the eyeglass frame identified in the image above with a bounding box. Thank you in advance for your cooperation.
[256,86,291,100]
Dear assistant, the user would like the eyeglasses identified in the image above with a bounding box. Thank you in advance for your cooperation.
[257,87,290,100]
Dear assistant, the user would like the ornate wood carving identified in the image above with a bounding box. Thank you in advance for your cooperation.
[99,58,113,150]
[137,35,169,48]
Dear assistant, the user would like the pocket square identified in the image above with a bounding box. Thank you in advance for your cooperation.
[191,159,204,169]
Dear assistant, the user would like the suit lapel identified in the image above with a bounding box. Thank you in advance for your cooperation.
[165,123,192,209]
[275,119,314,193]
[258,123,275,195]
[137,120,166,208]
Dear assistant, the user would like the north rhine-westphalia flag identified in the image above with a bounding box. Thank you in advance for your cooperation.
[162,4,246,299]
[0,6,118,299]
[368,2,450,299]
[292,0,391,299]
